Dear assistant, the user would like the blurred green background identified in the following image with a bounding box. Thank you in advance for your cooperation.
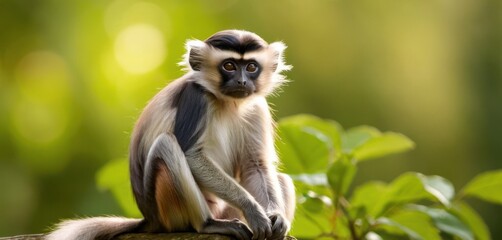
[0,0,501,238]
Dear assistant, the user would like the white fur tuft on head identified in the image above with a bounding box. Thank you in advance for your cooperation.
[178,39,206,71]
[256,41,291,97]
[269,41,292,73]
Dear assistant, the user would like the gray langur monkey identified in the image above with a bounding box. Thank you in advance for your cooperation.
[46,30,295,240]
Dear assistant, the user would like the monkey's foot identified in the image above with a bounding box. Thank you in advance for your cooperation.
[200,218,252,240]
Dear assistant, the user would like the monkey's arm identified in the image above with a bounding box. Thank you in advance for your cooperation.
[241,155,293,237]
[239,101,294,239]
[241,163,284,213]
[185,149,272,240]
[242,101,286,214]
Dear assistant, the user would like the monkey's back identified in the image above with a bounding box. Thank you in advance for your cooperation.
[128,76,188,222]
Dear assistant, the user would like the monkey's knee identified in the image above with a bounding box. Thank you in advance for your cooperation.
[278,173,296,221]
[155,163,191,231]
[148,134,212,232]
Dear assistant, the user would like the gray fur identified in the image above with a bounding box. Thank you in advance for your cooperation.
[145,134,211,231]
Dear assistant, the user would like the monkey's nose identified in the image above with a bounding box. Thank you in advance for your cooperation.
[237,79,247,86]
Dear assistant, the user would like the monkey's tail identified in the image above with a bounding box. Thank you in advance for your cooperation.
[45,216,145,240]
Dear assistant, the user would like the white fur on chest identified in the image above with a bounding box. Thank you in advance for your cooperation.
[202,110,246,175]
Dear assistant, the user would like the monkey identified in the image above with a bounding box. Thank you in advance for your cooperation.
[46,30,295,240]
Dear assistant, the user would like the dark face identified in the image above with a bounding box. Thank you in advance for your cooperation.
[219,58,262,98]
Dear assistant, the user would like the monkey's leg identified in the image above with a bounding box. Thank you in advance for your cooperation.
[278,173,296,222]
[144,134,252,239]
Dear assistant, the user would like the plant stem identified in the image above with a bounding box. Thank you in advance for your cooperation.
[339,197,359,240]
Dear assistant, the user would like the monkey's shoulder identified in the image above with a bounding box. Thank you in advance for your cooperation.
[170,80,207,108]
[171,81,208,152]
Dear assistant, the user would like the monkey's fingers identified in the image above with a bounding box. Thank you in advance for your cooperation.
[225,223,252,240]
[231,218,253,240]
[251,223,272,240]
[246,214,272,240]
[268,213,290,240]
[243,206,272,240]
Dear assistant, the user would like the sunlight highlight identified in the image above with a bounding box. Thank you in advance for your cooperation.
[114,24,166,74]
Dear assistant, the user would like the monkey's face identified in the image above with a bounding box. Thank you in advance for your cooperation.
[218,59,261,99]
[182,30,291,100]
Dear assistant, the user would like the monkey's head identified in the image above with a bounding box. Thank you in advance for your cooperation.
[181,30,291,100]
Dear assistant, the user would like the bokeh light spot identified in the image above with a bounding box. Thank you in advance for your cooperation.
[114,24,166,74]
[11,99,68,145]
[12,50,72,145]
[105,0,169,37]
[15,51,71,101]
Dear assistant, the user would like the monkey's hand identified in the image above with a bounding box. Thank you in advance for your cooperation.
[267,212,290,240]
[243,204,272,240]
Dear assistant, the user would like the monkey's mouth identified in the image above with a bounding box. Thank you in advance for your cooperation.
[221,86,254,99]
[224,89,251,98]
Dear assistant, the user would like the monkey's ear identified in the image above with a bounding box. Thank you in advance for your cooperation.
[180,40,206,71]
[269,41,292,73]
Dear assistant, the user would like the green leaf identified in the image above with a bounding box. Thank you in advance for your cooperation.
[388,210,441,240]
[96,158,141,217]
[342,125,381,153]
[378,172,454,215]
[351,181,389,217]
[279,114,343,153]
[371,173,430,218]
[417,174,455,207]
[291,173,333,199]
[351,173,456,219]
[365,231,402,240]
[292,181,333,200]
[277,117,332,174]
[409,205,474,240]
[291,173,328,186]
[302,196,325,214]
[290,201,335,238]
[353,132,415,162]
[327,156,357,197]
[301,192,332,214]
[332,214,351,239]
[451,202,491,240]
[461,169,502,204]
[375,217,423,240]
[385,172,430,205]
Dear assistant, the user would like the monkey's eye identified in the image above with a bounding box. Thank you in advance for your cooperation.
[246,63,258,73]
[222,62,236,72]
